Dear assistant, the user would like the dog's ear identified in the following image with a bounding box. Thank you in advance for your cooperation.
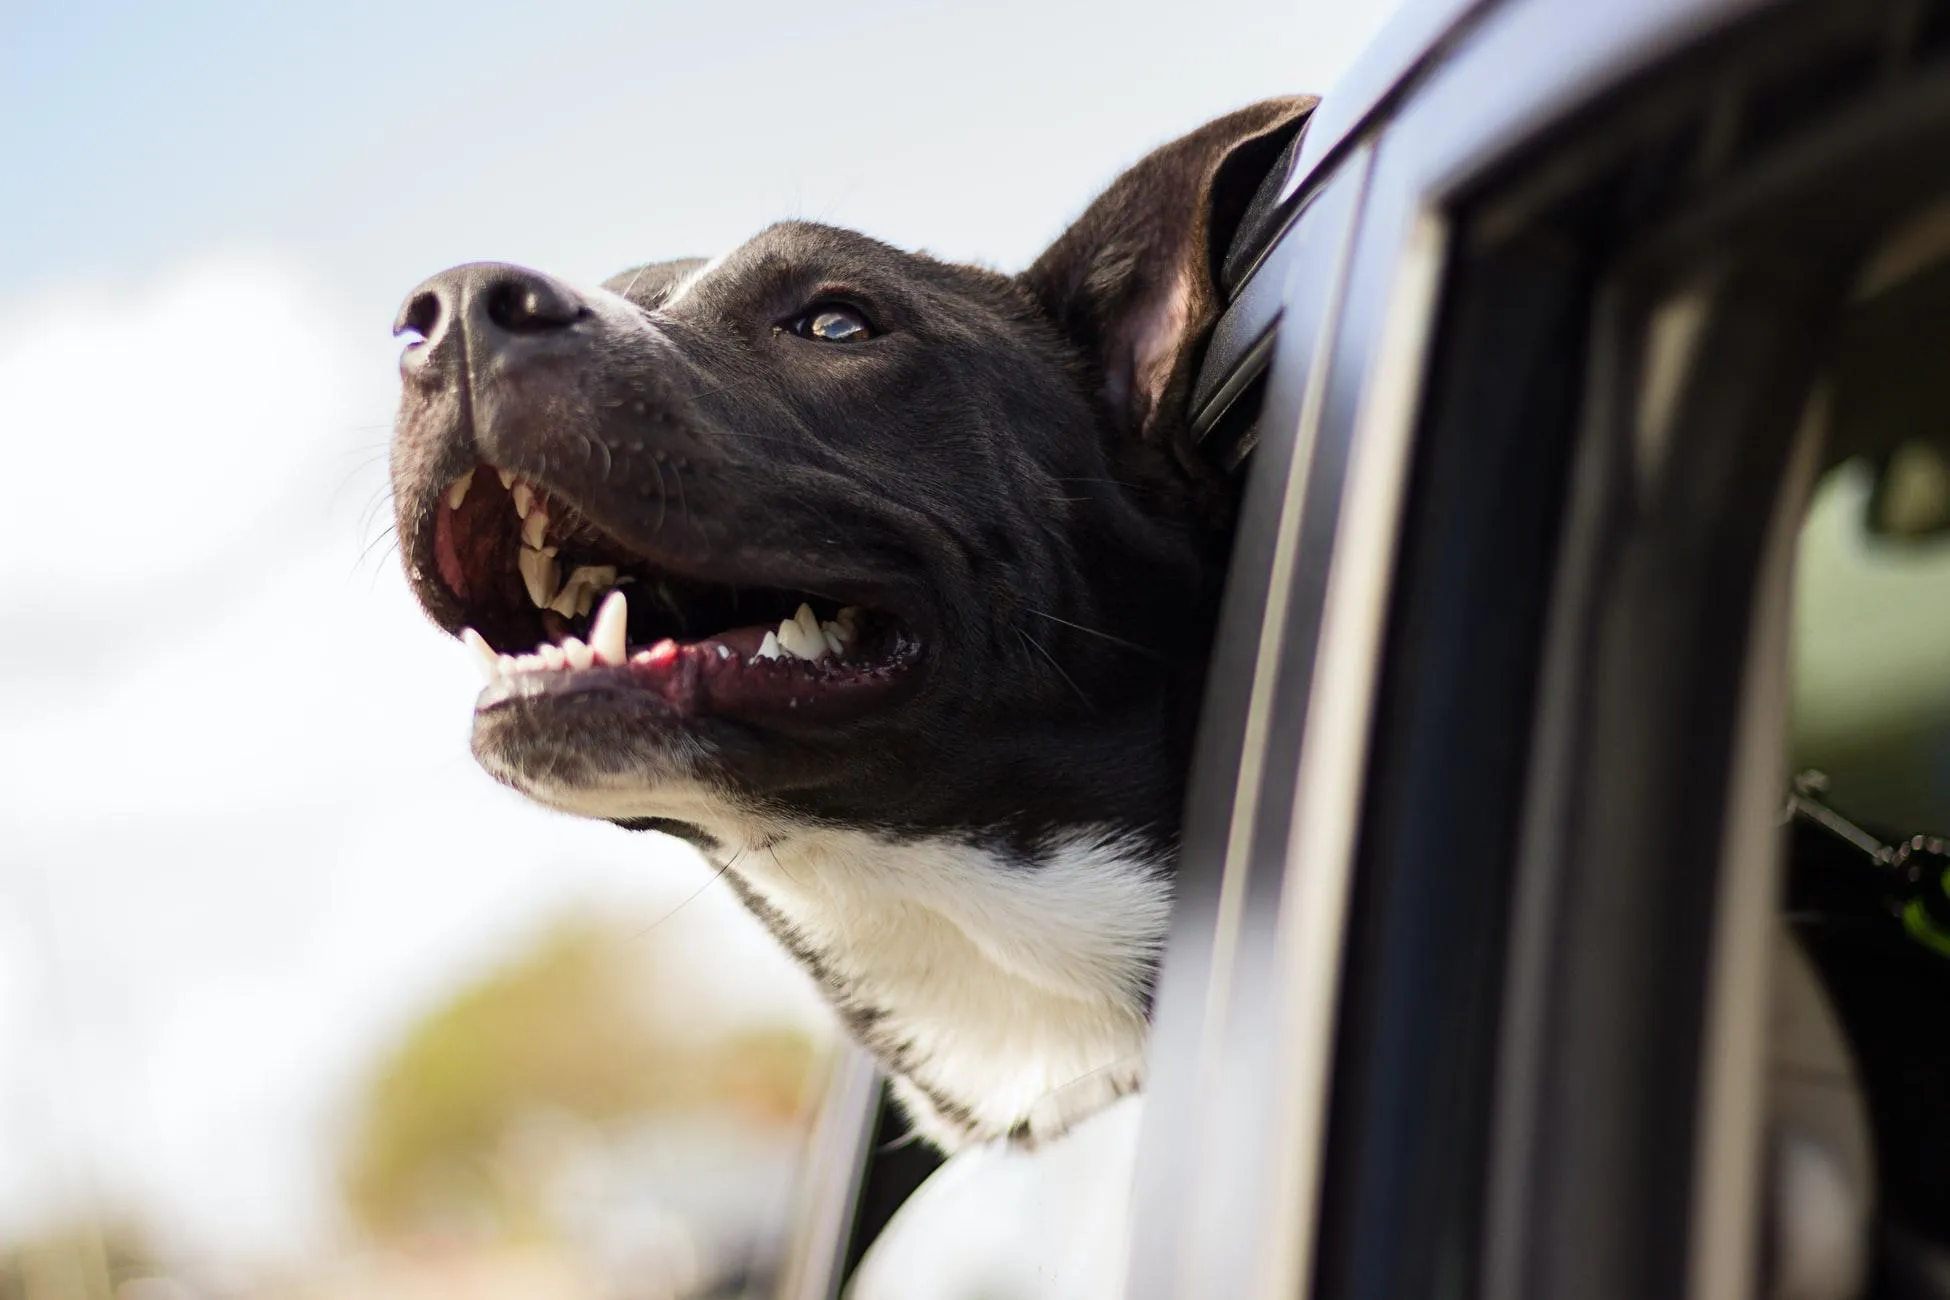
[1021,96,1318,448]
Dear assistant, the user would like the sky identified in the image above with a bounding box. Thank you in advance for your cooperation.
[0,0,1402,1265]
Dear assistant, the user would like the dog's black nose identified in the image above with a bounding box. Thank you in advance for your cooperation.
[394,263,585,379]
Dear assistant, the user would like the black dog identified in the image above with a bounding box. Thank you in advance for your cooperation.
[390,97,1316,1150]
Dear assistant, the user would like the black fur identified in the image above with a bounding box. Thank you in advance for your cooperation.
[392,97,1314,852]
[388,99,1318,1139]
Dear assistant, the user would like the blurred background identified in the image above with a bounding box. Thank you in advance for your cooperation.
[0,2,1398,1295]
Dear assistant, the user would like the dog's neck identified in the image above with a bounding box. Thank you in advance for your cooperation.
[719,822,1171,1149]
[598,790,1173,1148]
[721,822,1170,1146]
[506,772,1174,1148]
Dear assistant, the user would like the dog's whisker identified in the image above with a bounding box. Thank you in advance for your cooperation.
[633,848,742,939]
[1015,627,1094,711]
[1026,608,1167,661]
[673,461,692,544]
[1026,1051,1147,1119]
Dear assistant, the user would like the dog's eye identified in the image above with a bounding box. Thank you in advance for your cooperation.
[789,305,875,343]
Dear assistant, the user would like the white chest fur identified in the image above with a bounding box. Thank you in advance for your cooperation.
[506,771,1172,1148]
[722,825,1172,1149]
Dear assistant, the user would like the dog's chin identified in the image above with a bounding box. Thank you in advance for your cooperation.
[469,688,735,824]
[465,658,933,830]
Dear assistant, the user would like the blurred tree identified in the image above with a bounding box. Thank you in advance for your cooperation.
[0,1219,151,1300]
[340,915,819,1242]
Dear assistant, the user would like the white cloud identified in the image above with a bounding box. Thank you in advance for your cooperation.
[0,259,376,600]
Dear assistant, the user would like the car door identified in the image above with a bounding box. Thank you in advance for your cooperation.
[1134,1,1950,1298]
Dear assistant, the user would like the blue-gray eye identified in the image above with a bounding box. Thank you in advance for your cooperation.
[793,305,874,342]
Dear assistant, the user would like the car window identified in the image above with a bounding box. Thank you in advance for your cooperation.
[1782,197,1950,1296]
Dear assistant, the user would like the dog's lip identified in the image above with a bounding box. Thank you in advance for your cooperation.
[470,619,927,727]
[410,460,936,728]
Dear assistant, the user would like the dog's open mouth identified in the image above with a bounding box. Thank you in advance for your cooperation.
[428,465,924,723]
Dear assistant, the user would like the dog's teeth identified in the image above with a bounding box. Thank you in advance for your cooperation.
[513,482,534,518]
[521,508,549,549]
[822,624,846,656]
[460,627,499,681]
[518,546,561,608]
[590,591,628,665]
[754,630,783,661]
[498,468,516,490]
[573,564,619,590]
[547,565,617,620]
[793,603,826,648]
[837,606,861,630]
[716,644,732,661]
[445,469,476,511]
[498,653,517,674]
[776,616,823,661]
[562,637,595,671]
[539,643,568,671]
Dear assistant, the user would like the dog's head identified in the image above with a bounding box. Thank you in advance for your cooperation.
[390,99,1314,851]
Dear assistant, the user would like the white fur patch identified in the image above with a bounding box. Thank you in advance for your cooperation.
[512,765,1169,1148]
[735,824,1168,1147]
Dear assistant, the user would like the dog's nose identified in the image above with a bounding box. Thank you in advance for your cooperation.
[394,263,585,380]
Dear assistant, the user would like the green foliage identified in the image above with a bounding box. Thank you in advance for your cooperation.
[340,915,819,1240]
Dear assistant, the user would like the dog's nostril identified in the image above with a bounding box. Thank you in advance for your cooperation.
[394,289,444,342]
[483,275,583,334]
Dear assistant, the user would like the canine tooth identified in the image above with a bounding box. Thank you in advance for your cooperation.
[513,482,534,518]
[521,508,549,549]
[498,468,516,490]
[518,546,561,608]
[776,616,823,661]
[460,627,500,681]
[562,637,595,671]
[446,469,476,510]
[754,630,783,661]
[591,591,628,665]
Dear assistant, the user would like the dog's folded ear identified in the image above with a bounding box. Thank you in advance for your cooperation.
[1021,96,1318,451]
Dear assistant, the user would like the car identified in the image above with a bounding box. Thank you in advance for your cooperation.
[770,0,1950,1295]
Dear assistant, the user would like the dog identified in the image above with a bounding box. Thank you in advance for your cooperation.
[389,97,1317,1151]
